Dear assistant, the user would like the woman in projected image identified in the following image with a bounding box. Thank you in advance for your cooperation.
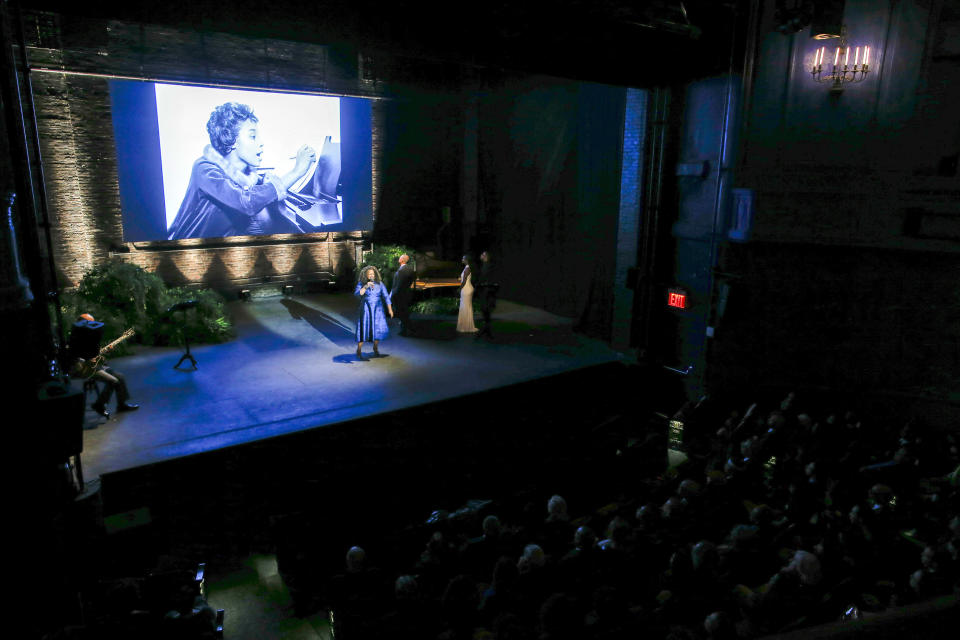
[167,102,315,240]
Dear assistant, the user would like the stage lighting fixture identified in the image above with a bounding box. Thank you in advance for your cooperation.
[239,289,251,301]
[282,285,294,296]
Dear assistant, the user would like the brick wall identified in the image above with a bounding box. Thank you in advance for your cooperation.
[116,240,361,289]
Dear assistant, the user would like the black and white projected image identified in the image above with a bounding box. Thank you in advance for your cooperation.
[157,84,343,240]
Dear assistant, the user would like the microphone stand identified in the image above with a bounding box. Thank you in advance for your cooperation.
[168,300,199,370]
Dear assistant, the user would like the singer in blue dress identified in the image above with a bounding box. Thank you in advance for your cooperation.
[354,266,393,359]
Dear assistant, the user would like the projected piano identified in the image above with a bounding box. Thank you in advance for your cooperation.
[280,135,342,229]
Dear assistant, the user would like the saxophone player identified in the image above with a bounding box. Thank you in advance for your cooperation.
[68,314,139,419]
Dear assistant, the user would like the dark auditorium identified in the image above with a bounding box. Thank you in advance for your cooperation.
[5,0,960,638]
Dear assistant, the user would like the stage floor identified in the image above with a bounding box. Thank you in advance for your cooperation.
[78,292,627,479]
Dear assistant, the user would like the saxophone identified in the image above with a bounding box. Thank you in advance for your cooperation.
[76,328,136,378]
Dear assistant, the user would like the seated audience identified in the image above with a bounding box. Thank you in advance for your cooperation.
[272,389,960,640]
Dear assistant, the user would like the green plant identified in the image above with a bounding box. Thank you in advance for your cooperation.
[411,296,460,315]
[157,287,235,345]
[58,260,235,352]
[74,259,167,344]
[357,244,416,290]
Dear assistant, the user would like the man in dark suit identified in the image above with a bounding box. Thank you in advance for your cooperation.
[390,253,416,335]
[475,250,499,339]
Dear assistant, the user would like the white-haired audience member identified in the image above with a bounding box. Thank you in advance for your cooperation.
[542,494,575,556]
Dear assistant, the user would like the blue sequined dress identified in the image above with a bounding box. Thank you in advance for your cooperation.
[354,281,392,342]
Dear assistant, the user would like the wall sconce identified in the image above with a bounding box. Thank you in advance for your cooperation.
[810,25,869,92]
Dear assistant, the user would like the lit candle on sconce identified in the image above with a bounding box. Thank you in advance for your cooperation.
[810,26,871,91]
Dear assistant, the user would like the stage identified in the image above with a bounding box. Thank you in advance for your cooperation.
[78,292,628,480]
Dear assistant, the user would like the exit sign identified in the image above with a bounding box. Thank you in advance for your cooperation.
[667,288,688,309]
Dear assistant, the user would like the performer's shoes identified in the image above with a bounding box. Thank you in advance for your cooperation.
[356,348,366,361]
[373,347,380,357]
[117,402,140,412]
[91,403,110,419]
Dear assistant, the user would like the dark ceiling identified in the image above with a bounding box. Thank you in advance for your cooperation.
[19,0,748,86]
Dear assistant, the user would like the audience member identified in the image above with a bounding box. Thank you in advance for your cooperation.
[438,574,479,640]
[379,574,439,638]
[477,555,522,626]
[416,531,458,599]
[558,525,599,599]
[327,546,387,638]
[541,495,574,556]
[461,514,512,580]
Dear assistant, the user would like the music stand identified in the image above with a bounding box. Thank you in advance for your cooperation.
[168,300,199,370]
